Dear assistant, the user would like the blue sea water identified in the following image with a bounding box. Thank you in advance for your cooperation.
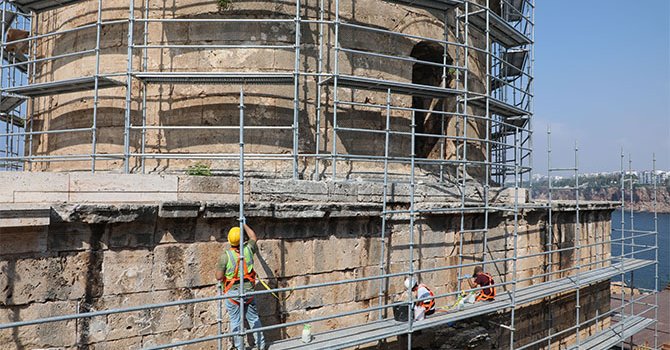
[610,210,670,290]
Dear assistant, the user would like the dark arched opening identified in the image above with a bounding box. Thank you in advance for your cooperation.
[410,41,453,159]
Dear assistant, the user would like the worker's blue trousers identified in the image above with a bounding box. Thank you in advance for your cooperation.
[224,288,266,350]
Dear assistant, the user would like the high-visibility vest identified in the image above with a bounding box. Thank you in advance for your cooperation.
[475,273,496,301]
[223,247,256,295]
[417,284,435,312]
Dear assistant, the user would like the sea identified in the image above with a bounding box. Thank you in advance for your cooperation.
[610,210,670,290]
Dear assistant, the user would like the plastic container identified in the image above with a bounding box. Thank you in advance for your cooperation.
[301,324,312,343]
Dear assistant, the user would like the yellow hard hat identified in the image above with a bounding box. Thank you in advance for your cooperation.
[228,227,240,246]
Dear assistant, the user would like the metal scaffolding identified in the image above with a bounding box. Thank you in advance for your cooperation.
[0,0,661,349]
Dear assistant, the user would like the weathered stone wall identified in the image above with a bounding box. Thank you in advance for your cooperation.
[28,0,489,178]
[0,177,613,349]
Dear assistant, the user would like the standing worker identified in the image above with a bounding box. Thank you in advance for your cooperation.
[465,266,496,302]
[216,223,266,350]
[404,276,436,320]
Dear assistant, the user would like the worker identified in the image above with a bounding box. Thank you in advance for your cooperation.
[216,223,266,350]
[465,266,496,301]
[404,277,436,320]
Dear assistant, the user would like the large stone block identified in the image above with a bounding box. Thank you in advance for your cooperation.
[152,242,224,290]
[0,173,69,203]
[68,174,179,202]
[107,219,156,248]
[0,226,47,255]
[101,289,195,341]
[0,301,78,349]
[103,250,153,295]
[177,176,241,202]
[0,204,51,228]
[283,271,356,312]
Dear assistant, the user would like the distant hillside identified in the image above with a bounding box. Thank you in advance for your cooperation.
[532,185,670,213]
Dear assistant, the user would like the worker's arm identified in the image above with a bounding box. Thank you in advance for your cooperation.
[215,253,228,282]
[244,223,258,241]
[467,277,477,289]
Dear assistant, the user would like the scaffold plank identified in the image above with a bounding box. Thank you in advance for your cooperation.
[322,75,461,98]
[0,93,26,115]
[568,315,655,350]
[11,0,86,13]
[500,49,527,78]
[500,0,526,22]
[381,0,462,11]
[2,11,17,35]
[3,76,124,97]
[0,113,25,128]
[2,49,29,73]
[268,258,653,350]
[133,72,295,85]
[465,96,528,118]
[467,9,531,48]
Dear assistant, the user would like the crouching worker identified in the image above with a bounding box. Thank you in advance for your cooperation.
[216,223,266,350]
[466,266,496,302]
[404,277,436,320]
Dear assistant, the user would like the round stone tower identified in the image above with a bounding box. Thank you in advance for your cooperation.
[26,0,496,181]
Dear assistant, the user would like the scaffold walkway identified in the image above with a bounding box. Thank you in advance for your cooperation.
[466,95,528,118]
[268,258,654,350]
[3,76,124,97]
[321,75,461,98]
[133,72,296,85]
[11,0,86,13]
[0,92,25,114]
[567,315,655,350]
[381,0,462,11]
[466,9,532,48]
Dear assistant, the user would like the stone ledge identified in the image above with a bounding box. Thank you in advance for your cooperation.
[0,204,51,228]
[158,202,202,218]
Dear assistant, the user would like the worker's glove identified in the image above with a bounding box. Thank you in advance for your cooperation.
[462,274,472,279]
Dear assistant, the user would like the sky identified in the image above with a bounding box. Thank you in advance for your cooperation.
[533,0,670,174]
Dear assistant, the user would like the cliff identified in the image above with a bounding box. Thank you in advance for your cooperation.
[532,186,670,213]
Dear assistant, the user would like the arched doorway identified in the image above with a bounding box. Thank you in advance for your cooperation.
[410,41,453,159]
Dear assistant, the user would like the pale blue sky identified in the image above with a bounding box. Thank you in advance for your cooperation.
[533,0,670,174]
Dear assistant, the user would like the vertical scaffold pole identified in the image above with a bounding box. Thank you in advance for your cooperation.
[28,9,36,170]
[457,0,470,298]
[292,0,300,179]
[627,154,634,349]
[482,0,491,274]
[331,0,340,180]
[237,88,246,350]
[508,127,520,350]
[618,148,626,348]
[91,0,102,172]
[652,153,659,350]
[546,125,553,349]
[439,10,448,183]
[527,0,536,195]
[217,283,223,350]
[574,141,581,347]
[407,109,417,350]
[140,0,149,173]
[1,1,7,164]
[378,88,391,321]
[313,0,325,180]
[123,0,135,173]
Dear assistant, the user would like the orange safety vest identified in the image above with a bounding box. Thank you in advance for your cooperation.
[223,248,257,304]
[417,284,436,312]
[475,273,496,301]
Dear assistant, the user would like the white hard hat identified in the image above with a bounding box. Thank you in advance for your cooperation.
[404,276,417,290]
